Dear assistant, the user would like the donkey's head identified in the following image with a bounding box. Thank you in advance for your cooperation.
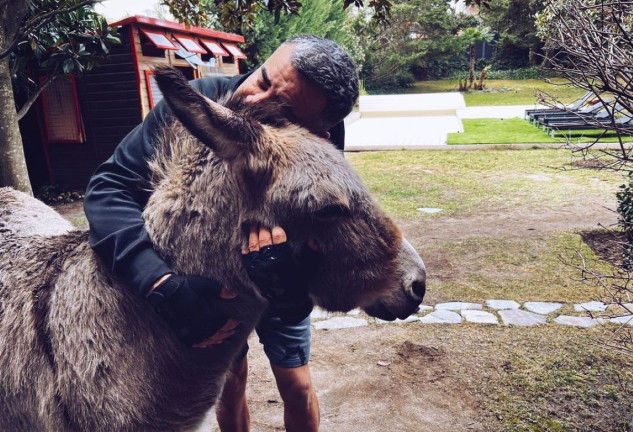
[150,66,425,321]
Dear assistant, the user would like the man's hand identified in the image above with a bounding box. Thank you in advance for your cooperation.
[241,225,315,324]
[147,274,238,347]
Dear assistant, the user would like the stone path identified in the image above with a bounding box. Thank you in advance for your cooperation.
[310,300,633,330]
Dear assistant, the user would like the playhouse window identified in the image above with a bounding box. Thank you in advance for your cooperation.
[39,75,85,144]
[145,70,162,109]
[139,28,177,57]
[221,43,247,59]
[173,35,206,53]
[200,39,228,56]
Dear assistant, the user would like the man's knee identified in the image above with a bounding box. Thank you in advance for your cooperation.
[271,364,315,405]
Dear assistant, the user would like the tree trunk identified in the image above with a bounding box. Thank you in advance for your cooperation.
[0,57,32,194]
[468,44,476,86]
[0,0,33,194]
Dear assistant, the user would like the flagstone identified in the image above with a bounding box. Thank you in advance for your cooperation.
[523,302,563,315]
[611,315,633,325]
[462,310,498,324]
[375,316,420,324]
[486,299,520,310]
[554,315,597,328]
[435,302,482,311]
[574,301,607,312]
[499,309,547,326]
[313,317,368,330]
[418,310,462,324]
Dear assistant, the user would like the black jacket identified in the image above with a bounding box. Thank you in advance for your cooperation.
[84,73,345,296]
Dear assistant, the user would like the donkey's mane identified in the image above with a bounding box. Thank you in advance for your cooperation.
[149,92,305,189]
[218,92,293,129]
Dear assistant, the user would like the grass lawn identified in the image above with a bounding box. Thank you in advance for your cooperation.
[349,148,623,301]
[349,148,622,302]
[348,149,633,431]
[348,148,622,219]
[447,118,633,145]
[395,78,587,106]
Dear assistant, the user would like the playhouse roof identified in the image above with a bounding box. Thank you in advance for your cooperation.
[109,15,245,44]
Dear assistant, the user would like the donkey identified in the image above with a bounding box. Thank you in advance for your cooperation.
[0,66,426,431]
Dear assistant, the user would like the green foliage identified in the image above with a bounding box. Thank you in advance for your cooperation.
[237,0,363,72]
[161,0,392,30]
[478,0,546,68]
[356,0,465,91]
[449,67,553,80]
[616,173,633,268]
[11,1,119,106]
[35,184,84,204]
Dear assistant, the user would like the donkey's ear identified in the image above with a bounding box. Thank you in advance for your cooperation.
[153,66,260,159]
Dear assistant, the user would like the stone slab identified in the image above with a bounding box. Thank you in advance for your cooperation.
[418,305,434,313]
[418,310,462,324]
[417,207,444,214]
[359,93,466,116]
[435,302,482,311]
[574,301,607,312]
[461,310,499,325]
[554,315,597,328]
[375,316,419,324]
[611,315,633,325]
[486,299,520,310]
[524,302,563,315]
[499,309,547,326]
[310,308,331,320]
[313,317,368,330]
[345,116,460,149]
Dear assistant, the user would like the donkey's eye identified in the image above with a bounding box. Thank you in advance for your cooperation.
[314,204,350,222]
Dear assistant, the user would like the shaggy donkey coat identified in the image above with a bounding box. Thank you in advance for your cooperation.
[0,67,426,431]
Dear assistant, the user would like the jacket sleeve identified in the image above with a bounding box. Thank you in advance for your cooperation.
[85,77,236,296]
[84,100,174,297]
[329,120,345,152]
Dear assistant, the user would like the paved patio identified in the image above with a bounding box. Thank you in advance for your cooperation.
[344,93,544,150]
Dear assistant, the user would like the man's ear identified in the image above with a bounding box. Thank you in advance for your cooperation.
[153,66,261,160]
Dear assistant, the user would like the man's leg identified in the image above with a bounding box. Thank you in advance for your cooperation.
[270,362,319,432]
[257,310,318,432]
[215,354,250,432]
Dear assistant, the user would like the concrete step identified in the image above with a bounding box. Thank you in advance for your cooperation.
[359,93,466,117]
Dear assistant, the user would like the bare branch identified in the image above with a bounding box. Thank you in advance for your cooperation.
[16,74,60,121]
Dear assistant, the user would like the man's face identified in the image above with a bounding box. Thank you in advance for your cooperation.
[235,44,330,137]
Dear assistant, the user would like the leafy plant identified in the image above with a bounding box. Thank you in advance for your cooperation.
[35,184,84,204]
[616,173,633,268]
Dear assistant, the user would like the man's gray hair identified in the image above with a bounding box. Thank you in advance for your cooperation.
[284,35,359,127]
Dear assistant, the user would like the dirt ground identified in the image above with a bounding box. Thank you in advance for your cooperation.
[239,197,619,432]
[53,191,620,432]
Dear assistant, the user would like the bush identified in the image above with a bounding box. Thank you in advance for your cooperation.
[448,67,557,81]
[616,174,633,268]
[35,185,84,204]
[490,37,532,70]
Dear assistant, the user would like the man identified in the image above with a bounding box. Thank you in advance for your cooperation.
[84,35,358,432]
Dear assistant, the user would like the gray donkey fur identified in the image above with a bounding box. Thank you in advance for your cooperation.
[0,66,426,431]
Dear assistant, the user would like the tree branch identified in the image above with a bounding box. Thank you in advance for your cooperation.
[0,0,100,60]
[16,74,59,121]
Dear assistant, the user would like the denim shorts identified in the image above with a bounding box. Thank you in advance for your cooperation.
[237,310,312,368]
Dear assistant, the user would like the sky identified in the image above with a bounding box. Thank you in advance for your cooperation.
[95,0,173,22]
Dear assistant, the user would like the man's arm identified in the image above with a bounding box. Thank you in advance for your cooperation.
[84,101,173,296]
[84,76,238,296]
